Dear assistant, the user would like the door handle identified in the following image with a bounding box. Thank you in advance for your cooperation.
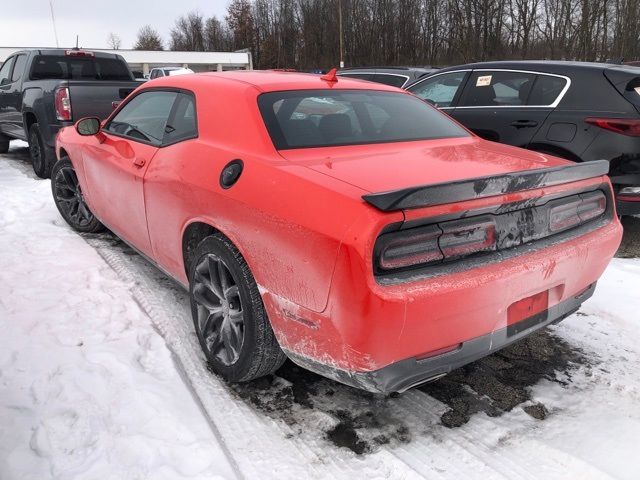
[133,157,146,168]
[510,120,538,128]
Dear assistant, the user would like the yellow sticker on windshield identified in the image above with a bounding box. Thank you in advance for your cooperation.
[476,75,492,87]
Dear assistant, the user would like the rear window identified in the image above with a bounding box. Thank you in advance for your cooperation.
[30,55,132,81]
[258,90,469,150]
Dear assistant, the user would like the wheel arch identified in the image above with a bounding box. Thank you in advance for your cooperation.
[23,111,38,136]
[527,142,582,163]
[181,220,227,278]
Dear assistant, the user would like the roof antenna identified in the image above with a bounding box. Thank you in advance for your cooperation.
[321,68,338,83]
[75,35,79,50]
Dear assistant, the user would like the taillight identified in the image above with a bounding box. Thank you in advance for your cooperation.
[617,187,640,201]
[585,117,640,137]
[375,191,608,274]
[439,217,496,259]
[376,217,497,272]
[378,225,443,271]
[54,87,72,121]
[549,191,606,233]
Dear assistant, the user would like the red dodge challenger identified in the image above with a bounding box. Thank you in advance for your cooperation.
[52,70,622,393]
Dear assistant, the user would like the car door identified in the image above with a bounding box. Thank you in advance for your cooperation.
[1,54,28,138]
[81,89,178,256]
[451,70,556,146]
[143,91,199,278]
[0,56,16,136]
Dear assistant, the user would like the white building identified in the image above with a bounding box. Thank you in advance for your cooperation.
[0,47,252,75]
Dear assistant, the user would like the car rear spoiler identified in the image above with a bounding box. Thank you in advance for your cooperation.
[362,160,610,212]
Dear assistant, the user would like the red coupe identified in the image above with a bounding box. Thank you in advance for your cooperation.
[52,71,622,393]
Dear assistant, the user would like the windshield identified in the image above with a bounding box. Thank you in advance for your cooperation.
[30,55,132,81]
[258,89,469,150]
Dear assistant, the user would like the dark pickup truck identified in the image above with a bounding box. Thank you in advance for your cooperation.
[0,49,140,177]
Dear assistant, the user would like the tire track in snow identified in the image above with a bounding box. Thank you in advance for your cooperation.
[85,236,428,479]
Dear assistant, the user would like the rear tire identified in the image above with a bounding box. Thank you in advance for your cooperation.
[0,132,9,154]
[189,234,286,383]
[51,158,104,233]
[29,123,54,178]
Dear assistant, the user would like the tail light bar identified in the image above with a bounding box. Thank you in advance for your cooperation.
[585,117,640,137]
[54,87,72,121]
[375,190,607,274]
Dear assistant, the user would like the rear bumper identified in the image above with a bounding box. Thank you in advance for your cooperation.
[284,282,594,393]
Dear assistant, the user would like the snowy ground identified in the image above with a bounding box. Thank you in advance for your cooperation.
[1,142,640,480]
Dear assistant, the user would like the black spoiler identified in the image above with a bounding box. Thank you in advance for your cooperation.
[362,160,610,212]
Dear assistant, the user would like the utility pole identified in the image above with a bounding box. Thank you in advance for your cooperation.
[49,0,59,47]
[338,0,344,68]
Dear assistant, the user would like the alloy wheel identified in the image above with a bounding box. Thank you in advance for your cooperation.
[53,166,95,228]
[193,253,245,366]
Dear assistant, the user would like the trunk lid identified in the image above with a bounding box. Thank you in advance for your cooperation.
[278,137,569,195]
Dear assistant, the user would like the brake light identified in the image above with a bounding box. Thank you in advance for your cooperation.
[549,191,606,232]
[617,186,640,201]
[65,49,94,57]
[375,191,607,274]
[376,217,497,272]
[54,87,72,121]
[439,218,496,259]
[585,117,640,137]
[378,225,443,270]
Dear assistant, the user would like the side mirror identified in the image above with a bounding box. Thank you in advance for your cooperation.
[76,117,101,136]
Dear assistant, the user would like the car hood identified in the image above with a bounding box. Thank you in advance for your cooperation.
[278,137,569,194]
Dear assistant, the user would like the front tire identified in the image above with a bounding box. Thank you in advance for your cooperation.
[29,123,54,178]
[189,234,286,383]
[51,158,104,233]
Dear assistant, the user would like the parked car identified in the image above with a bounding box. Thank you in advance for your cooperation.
[51,71,621,393]
[337,66,437,88]
[149,67,194,79]
[406,61,640,215]
[0,48,139,178]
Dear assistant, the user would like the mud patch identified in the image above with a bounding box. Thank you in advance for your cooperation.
[419,329,589,427]
[230,329,589,453]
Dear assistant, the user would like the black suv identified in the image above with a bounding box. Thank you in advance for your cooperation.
[407,61,640,215]
[337,66,437,88]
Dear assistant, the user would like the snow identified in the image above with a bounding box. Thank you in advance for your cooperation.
[1,142,640,480]
[0,143,236,479]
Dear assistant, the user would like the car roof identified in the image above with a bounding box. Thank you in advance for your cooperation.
[434,60,630,75]
[152,70,405,93]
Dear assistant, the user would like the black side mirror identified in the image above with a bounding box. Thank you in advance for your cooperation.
[76,117,101,136]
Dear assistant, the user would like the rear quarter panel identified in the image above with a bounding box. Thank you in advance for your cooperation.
[143,79,390,313]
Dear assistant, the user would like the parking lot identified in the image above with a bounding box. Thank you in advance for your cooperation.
[2,142,640,479]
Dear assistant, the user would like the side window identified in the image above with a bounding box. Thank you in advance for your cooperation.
[459,71,535,107]
[372,73,408,88]
[407,71,467,107]
[11,55,27,83]
[0,57,15,85]
[164,93,197,144]
[106,90,178,145]
[528,75,568,106]
[150,70,158,79]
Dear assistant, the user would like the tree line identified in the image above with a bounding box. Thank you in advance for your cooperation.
[132,0,640,69]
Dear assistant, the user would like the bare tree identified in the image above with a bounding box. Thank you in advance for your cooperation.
[133,25,164,50]
[107,32,122,50]
[170,11,205,51]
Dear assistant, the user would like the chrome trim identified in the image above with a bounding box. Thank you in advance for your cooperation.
[407,68,571,109]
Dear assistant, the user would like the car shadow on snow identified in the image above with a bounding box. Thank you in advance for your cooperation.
[229,329,590,455]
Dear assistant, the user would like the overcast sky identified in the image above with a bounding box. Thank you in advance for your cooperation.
[0,0,230,49]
